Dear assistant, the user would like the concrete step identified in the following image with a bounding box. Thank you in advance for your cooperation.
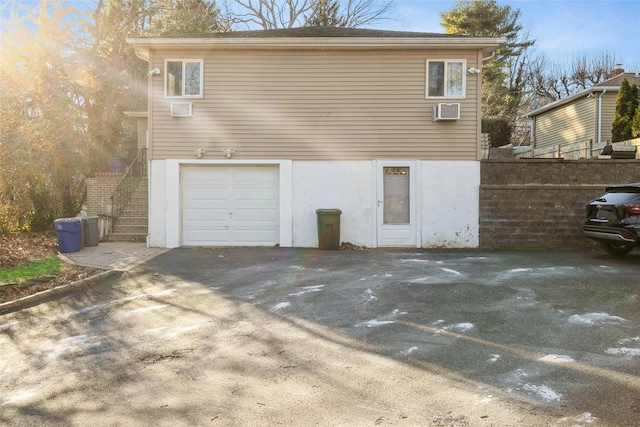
[110,179,148,244]
[108,232,147,243]
[124,203,147,211]
[113,221,148,232]
[115,217,148,225]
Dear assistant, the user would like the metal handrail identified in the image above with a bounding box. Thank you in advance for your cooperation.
[110,148,147,228]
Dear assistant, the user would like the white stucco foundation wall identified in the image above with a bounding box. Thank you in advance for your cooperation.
[147,159,479,249]
[148,160,167,248]
[292,161,373,247]
[420,160,480,248]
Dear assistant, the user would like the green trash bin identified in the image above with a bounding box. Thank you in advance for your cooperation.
[316,209,342,250]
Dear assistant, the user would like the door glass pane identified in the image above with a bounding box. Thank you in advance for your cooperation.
[383,167,410,224]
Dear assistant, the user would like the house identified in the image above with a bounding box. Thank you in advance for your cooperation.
[125,27,503,249]
[522,71,640,159]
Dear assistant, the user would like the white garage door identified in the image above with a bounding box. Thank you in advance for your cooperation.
[182,165,279,246]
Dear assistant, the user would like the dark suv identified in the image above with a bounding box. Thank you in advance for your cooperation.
[583,182,640,255]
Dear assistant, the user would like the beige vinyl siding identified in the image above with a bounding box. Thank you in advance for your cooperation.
[534,97,597,150]
[600,91,618,143]
[149,49,480,161]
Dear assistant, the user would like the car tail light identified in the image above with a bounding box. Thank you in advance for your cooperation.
[624,204,640,215]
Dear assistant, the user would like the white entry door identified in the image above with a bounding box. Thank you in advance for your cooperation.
[181,165,279,246]
[376,160,418,247]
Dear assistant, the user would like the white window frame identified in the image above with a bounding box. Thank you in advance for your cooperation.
[164,59,203,98]
[425,59,466,99]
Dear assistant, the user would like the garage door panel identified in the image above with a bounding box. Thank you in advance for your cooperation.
[182,165,279,246]
[233,169,278,182]
[234,229,279,244]
[184,208,229,222]
[234,189,279,202]
[183,229,231,245]
[233,208,278,222]
[184,188,229,201]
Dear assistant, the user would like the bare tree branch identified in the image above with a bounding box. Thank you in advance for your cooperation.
[232,0,392,29]
[342,0,392,27]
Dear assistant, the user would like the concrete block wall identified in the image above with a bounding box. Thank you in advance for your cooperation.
[480,159,640,249]
[85,172,122,216]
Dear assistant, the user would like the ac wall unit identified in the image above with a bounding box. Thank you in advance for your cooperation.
[171,102,193,117]
[433,103,460,121]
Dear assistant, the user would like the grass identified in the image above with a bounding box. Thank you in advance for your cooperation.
[0,256,62,283]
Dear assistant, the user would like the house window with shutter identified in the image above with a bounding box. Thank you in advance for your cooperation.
[426,59,466,98]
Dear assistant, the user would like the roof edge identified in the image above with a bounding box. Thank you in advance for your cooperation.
[523,86,621,118]
[127,35,505,61]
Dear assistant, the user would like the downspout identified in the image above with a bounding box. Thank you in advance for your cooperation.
[482,49,497,63]
[529,116,535,152]
[597,89,607,145]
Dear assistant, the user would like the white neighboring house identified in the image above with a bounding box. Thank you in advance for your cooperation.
[126,27,503,249]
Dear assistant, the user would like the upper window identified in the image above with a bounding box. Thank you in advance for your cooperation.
[165,60,203,98]
[426,60,466,98]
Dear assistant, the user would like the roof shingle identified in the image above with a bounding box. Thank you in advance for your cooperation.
[156,26,470,39]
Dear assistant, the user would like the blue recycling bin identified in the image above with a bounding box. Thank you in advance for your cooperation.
[54,218,83,253]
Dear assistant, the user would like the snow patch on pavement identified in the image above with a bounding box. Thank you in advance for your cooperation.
[568,312,626,325]
[606,347,640,357]
[1,389,36,406]
[358,309,406,328]
[364,289,377,301]
[288,285,324,297]
[443,323,474,332]
[48,335,103,359]
[521,384,562,401]
[164,325,199,338]
[124,304,168,316]
[539,354,574,364]
[363,319,395,327]
[270,302,291,312]
[0,321,19,331]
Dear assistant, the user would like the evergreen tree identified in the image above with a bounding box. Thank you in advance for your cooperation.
[147,0,229,35]
[632,104,640,139]
[306,0,346,27]
[440,0,535,144]
[612,79,639,142]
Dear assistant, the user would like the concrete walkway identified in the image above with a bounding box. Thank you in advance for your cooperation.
[58,242,170,271]
[1,243,169,315]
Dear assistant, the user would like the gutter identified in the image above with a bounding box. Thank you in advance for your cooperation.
[127,36,505,58]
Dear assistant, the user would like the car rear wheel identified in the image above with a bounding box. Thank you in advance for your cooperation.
[599,242,634,256]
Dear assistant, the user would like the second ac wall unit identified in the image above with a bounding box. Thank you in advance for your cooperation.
[171,102,193,117]
[433,103,460,121]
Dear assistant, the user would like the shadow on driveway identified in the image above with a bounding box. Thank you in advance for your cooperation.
[151,247,640,426]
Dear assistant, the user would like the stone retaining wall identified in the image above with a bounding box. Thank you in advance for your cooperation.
[479,159,640,249]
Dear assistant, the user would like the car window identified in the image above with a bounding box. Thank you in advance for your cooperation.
[600,192,640,204]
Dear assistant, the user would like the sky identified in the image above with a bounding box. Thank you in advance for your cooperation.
[371,0,640,71]
[2,0,638,71]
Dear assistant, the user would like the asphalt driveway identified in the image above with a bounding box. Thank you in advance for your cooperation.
[1,248,639,426]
